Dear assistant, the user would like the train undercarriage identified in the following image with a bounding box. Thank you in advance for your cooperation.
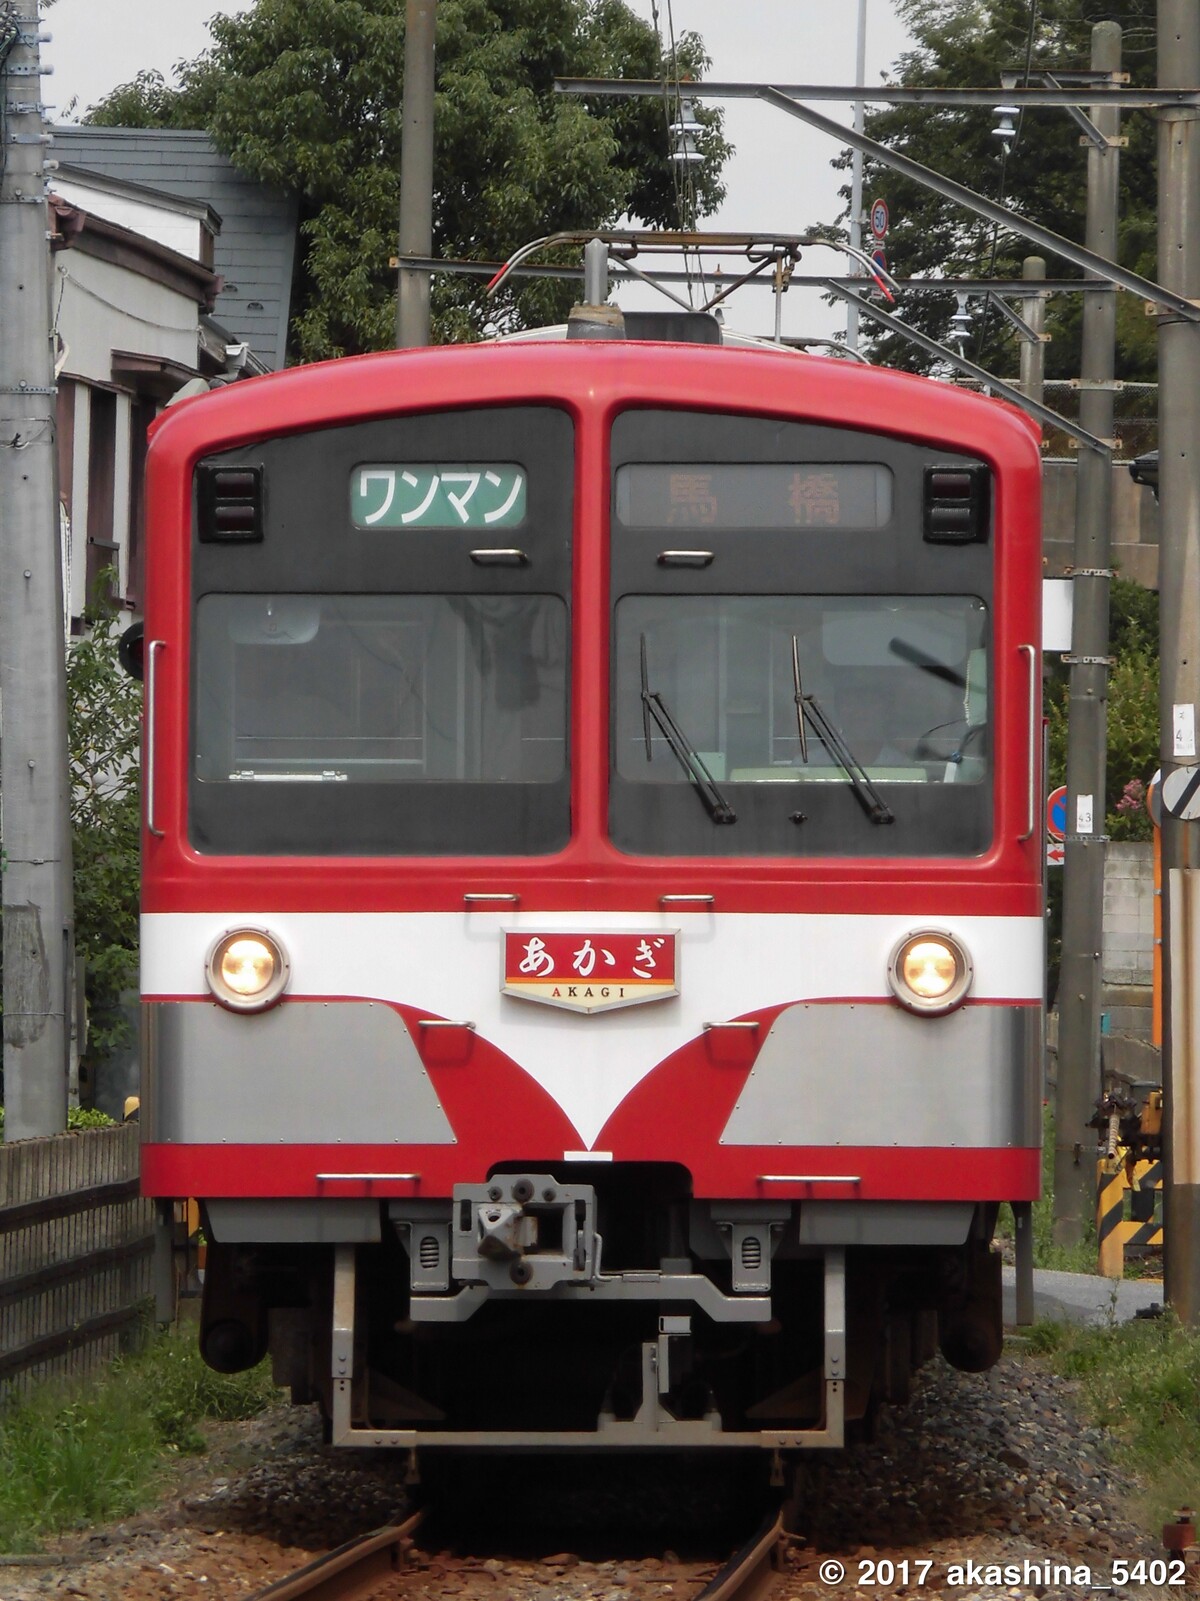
[198,1163,1005,1451]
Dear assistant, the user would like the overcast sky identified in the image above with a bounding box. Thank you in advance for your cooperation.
[44,0,914,341]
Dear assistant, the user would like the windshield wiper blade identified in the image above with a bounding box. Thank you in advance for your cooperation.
[791,635,894,826]
[887,636,967,689]
[640,635,736,824]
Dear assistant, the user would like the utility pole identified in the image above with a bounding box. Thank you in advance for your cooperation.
[397,0,436,349]
[1018,256,1047,407]
[0,0,74,1140]
[1053,23,1121,1244]
[1156,0,1200,1325]
[845,0,868,354]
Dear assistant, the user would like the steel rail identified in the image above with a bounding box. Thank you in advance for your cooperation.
[694,1509,787,1601]
[249,1509,424,1601]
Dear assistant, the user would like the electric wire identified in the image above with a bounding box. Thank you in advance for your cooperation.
[649,0,709,307]
[58,267,200,334]
[973,0,1040,367]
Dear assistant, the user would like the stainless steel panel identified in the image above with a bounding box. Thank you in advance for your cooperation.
[796,1201,974,1246]
[146,1000,456,1145]
[720,1002,1042,1148]
[206,1198,382,1243]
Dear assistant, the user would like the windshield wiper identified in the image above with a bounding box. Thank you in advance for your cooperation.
[887,636,968,689]
[640,636,736,824]
[791,635,894,826]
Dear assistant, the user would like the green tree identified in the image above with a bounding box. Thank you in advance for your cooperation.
[840,0,1157,381]
[88,0,729,360]
[67,600,141,1064]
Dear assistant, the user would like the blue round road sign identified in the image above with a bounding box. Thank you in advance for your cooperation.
[1046,785,1068,841]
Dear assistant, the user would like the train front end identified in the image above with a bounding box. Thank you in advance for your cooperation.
[139,338,1044,1451]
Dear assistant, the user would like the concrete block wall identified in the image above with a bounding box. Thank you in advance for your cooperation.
[1102,841,1155,1040]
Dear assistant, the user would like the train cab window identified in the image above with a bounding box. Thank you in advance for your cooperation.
[612,594,989,857]
[196,594,566,783]
[188,405,573,855]
[609,409,995,858]
[193,594,568,855]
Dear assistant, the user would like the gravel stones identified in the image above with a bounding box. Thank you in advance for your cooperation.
[0,1354,1189,1600]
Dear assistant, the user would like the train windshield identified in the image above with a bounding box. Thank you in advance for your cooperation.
[191,593,568,854]
[611,594,990,857]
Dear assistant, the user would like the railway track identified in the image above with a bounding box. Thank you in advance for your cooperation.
[248,1499,790,1601]
[250,1509,424,1601]
[694,1507,788,1601]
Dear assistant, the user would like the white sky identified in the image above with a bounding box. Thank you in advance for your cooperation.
[44,0,914,341]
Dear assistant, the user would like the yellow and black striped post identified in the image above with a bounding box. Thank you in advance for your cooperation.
[1097,1154,1164,1278]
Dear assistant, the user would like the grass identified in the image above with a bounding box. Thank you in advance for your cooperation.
[0,1327,278,1554]
[1022,1314,1200,1529]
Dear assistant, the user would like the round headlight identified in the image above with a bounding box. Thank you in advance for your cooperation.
[206,928,290,1013]
[887,929,972,1016]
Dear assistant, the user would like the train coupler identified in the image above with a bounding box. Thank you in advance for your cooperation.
[452,1174,600,1290]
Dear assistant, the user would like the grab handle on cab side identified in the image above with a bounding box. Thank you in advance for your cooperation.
[146,639,166,840]
[1017,643,1037,842]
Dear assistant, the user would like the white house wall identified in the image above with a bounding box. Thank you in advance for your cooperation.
[58,252,198,383]
[53,176,206,265]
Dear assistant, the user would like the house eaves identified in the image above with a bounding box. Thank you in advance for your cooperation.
[49,194,221,311]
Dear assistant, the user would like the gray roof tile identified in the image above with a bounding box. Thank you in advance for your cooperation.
[53,126,297,370]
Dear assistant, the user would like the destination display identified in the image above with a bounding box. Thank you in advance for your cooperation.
[614,463,893,530]
[351,463,526,529]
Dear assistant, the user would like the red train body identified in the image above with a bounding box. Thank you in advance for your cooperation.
[138,335,1043,1452]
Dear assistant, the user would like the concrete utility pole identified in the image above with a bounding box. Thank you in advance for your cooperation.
[1018,256,1047,407]
[1156,0,1200,1325]
[845,0,868,354]
[397,0,436,349]
[1053,23,1122,1245]
[0,0,74,1140]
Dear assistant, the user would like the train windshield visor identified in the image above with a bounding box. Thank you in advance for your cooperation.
[190,593,569,854]
[612,595,990,857]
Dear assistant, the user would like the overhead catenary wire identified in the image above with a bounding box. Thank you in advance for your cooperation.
[973,0,1041,365]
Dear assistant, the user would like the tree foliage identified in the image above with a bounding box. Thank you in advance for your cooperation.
[841,0,1157,380]
[67,600,141,1063]
[87,0,729,360]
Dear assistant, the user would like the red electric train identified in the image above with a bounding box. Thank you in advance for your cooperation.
[136,302,1044,1455]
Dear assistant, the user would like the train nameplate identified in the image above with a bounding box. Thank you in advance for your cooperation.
[502,931,679,1014]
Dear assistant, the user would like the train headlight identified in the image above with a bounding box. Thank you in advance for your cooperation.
[206,928,290,1013]
[887,929,972,1016]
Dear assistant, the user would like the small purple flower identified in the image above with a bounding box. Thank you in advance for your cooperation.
[1115,778,1146,816]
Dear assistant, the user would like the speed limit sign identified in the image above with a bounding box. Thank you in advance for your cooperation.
[870,198,889,239]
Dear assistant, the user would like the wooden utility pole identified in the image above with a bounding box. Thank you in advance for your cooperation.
[0,0,74,1140]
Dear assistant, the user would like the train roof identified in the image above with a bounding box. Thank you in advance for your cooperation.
[149,336,1043,471]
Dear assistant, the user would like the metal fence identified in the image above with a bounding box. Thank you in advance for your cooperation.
[0,1122,156,1397]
